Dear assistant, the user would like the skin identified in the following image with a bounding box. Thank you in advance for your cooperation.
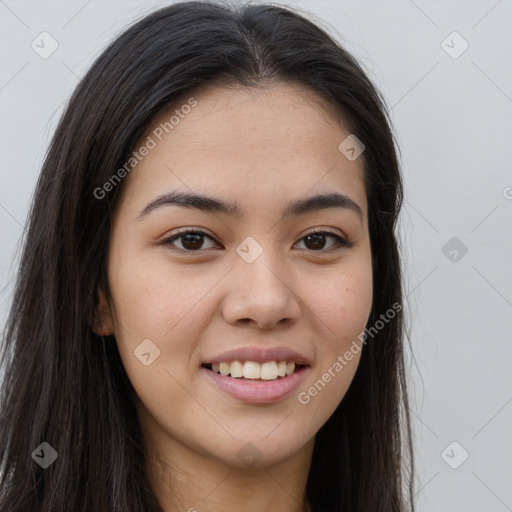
[95,82,373,512]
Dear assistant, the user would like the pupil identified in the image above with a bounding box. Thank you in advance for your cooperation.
[305,233,325,250]
[182,233,203,250]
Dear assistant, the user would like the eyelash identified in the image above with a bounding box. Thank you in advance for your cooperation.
[161,227,351,253]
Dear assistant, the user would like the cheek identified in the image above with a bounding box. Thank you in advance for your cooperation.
[108,248,218,340]
[299,259,371,388]
[337,275,373,338]
[306,264,373,344]
[295,267,372,429]
[107,259,206,423]
[107,248,225,408]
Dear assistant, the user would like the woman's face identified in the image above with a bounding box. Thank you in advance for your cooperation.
[97,83,373,470]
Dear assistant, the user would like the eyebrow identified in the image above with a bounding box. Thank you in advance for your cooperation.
[137,190,364,223]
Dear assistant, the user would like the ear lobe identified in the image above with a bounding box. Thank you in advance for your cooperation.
[93,287,115,336]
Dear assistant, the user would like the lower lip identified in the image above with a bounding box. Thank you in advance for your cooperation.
[201,366,310,404]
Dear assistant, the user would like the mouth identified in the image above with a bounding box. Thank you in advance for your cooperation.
[200,360,311,404]
[201,361,309,381]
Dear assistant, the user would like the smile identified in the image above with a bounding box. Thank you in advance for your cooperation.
[201,362,311,404]
[202,360,306,380]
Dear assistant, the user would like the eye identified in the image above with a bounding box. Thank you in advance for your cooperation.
[162,229,219,252]
[162,227,350,253]
[294,229,350,252]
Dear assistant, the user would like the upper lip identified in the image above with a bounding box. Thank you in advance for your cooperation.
[204,346,311,366]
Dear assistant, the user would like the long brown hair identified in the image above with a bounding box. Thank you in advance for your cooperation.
[0,2,415,510]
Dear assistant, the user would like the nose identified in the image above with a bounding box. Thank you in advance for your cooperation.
[222,251,301,329]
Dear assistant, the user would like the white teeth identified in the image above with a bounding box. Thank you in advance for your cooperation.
[208,360,300,380]
[229,360,244,378]
[260,361,278,380]
[243,361,261,379]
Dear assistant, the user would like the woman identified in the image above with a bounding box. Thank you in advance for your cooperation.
[0,2,416,511]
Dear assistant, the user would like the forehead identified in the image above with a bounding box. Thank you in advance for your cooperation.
[117,82,367,219]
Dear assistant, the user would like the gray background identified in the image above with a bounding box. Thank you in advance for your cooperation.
[1,1,511,510]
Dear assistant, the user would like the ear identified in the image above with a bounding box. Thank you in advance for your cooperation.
[93,286,115,336]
